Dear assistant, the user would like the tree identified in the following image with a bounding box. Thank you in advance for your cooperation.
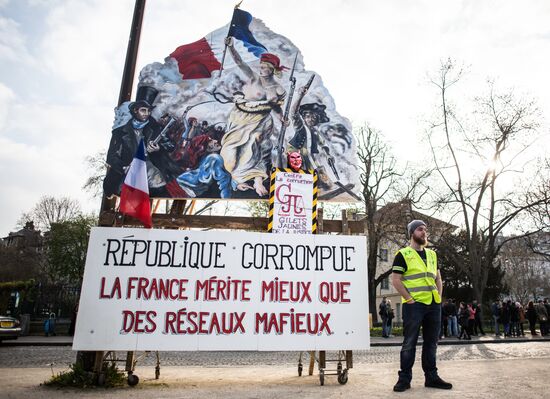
[19,196,82,231]
[434,230,506,303]
[356,126,431,321]
[82,150,107,199]
[45,215,96,284]
[427,59,550,305]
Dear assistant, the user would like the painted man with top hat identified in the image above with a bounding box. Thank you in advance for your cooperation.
[103,85,178,197]
[220,36,287,197]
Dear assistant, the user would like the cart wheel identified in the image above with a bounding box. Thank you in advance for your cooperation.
[319,370,325,386]
[97,373,106,386]
[127,373,139,386]
[338,369,348,385]
[155,366,160,380]
[298,364,303,376]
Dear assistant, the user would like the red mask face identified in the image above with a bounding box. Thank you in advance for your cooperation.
[288,152,303,172]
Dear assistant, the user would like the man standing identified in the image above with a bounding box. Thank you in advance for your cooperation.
[444,299,458,337]
[472,299,485,335]
[379,297,389,338]
[491,300,502,336]
[391,220,452,392]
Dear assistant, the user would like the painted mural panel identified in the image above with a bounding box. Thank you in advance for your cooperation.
[104,9,360,201]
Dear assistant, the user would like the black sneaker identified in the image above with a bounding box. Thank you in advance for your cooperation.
[393,380,411,392]
[425,377,453,389]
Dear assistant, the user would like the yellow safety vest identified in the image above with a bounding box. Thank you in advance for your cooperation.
[398,247,441,305]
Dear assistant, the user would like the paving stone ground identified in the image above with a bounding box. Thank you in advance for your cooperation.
[1,342,550,398]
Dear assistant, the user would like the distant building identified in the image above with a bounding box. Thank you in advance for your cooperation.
[499,232,550,302]
[2,221,43,252]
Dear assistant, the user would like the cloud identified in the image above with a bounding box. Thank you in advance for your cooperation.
[0,101,109,232]
[0,16,34,65]
[39,0,133,105]
[0,82,15,130]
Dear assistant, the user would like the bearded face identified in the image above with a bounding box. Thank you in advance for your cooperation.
[288,152,303,172]
[411,226,428,246]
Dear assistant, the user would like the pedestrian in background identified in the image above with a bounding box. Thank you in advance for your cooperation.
[510,301,519,337]
[379,297,390,338]
[458,302,471,340]
[536,300,548,336]
[440,302,448,339]
[516,302,525,337]
[386,299,395,338]
[467,303,475,336]
[501,301,511,337]
[491,300,502,337]
[445,299,458,337]
[472,300,485,335]
[526,301,538,336]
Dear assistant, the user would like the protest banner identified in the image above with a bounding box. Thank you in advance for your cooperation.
[73,227,369,351]
[269,169,316,235]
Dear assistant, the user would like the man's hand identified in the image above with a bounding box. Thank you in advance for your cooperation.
[147,141,160,153]
[225,37,234,47]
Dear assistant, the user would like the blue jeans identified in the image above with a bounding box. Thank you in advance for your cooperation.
[493,315,501,335]
[447,315,458,337]
[381,317,390,337]
[398,302,441,383]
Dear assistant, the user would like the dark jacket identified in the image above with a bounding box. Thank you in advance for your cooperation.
[500,304,511,324]
[104,118,177,196]
[526,306,537,323]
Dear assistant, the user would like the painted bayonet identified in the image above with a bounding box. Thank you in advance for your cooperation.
[276,52,299,168]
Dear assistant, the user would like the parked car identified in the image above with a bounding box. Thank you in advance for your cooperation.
[0,315,21,343]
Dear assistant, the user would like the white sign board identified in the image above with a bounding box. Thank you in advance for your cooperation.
[271,171,315,234]
[73,227,369,351]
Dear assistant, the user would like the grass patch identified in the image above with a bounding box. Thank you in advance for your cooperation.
[44,362,126,388]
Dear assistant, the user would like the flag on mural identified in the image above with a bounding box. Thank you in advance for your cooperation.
[228,8,267,57]
[119,139,152,228]
[169,8,266,80]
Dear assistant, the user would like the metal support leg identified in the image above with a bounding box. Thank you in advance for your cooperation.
[308,351,315,375]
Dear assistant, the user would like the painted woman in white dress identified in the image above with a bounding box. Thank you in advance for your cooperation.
[221,37,286,196]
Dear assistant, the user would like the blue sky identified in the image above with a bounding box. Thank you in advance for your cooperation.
[1,0,549,234]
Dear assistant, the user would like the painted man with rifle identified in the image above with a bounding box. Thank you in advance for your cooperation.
[288,82,335,189]
[104,85,179,197]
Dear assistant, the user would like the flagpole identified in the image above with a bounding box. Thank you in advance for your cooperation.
[219,1,243,77]
[118,0,147,106]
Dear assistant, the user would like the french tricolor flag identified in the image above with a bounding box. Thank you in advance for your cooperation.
[169,8,267,80]
[119,139,152,228]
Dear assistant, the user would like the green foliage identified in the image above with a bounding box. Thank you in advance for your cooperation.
[433,230,507,303]
[46,215,96,284]
[44,362,126,388]
[0,279,35,292]
[370,326,403,337]
[0,279,36,315]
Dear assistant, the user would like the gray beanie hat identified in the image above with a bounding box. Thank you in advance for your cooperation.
[407,220,427,237]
